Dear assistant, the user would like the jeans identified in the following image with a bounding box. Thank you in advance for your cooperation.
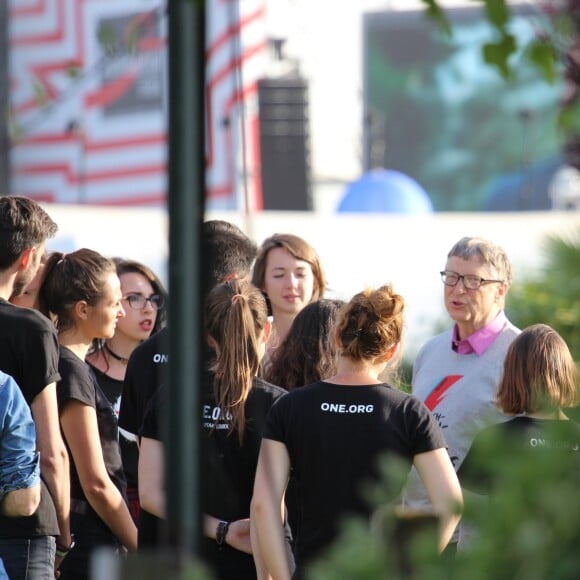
[0,536,56,580]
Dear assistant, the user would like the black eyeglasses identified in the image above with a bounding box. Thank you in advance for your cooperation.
[440,271,504,290]
[122,293,165,310]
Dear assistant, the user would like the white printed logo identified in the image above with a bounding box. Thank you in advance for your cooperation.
[320,402,374,414]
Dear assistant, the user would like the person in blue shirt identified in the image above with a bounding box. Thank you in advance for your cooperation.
[0,370,41,518]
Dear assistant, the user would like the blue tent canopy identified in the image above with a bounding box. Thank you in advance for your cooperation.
[338,169,434,214]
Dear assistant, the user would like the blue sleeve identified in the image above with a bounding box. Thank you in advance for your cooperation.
[0,374,41,499]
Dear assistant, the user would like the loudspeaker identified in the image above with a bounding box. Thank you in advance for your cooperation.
[257,77,312,211]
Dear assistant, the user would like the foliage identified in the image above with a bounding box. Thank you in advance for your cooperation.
[308,424,580,580]
[506,228,580,361]
[421,0,569,83]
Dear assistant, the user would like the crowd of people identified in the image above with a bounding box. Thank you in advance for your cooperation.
[0,194,578,580]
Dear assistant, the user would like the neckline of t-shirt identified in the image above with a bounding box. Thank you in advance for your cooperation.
[320,380,386,388]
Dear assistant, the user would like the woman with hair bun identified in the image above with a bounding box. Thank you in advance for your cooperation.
[251,285,463,579]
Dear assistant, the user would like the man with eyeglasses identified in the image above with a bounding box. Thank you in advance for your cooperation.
[403,236,520,553]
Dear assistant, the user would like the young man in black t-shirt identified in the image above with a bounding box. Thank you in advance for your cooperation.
[0,195,73,577]
[118,220,258,551]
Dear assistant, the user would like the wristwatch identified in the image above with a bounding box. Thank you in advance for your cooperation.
[55,535,75,559]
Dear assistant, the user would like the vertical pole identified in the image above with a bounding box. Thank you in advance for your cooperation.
[166,0,205,560]
[0,0,11,192]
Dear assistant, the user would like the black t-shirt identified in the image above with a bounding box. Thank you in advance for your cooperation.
[200,375,287,517]
[0,299,61,404]
[57,347,127,534]
[0,299,60,538]
[118,328,168,437]
[89,364,139,489]
[139,374,287,579]
[458,416,580,495]
[263,381,447,568]
[136,386,166,550]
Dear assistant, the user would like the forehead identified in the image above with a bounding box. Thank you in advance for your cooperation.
[445,255,491,275]
[102,271,122,294]
[119,271,154,293]
[266,247,311,270]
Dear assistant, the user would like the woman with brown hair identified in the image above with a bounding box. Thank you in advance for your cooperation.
[40,249,137,578]
[86,258,166,523]
[265,298,344,392]
[251,233,327,366]
[252,285,462,580]
[459,323,580,494]
[138,279,289,578]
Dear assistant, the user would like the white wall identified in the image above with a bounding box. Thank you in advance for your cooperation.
[45,203,580,360]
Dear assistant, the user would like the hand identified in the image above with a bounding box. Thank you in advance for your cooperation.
[54,533,73,578]
[226,518,252,554]
[54,554,64,579]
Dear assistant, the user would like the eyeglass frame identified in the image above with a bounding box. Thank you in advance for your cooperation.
[440,270,504,290]
[122,293,165,310]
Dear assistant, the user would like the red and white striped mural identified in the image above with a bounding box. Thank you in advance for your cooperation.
[8,0,268,208]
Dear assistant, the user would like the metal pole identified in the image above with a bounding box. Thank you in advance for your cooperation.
[165,0,205,561]
[0,0,11,191]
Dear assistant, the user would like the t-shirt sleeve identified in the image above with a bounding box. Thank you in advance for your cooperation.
[57,359,96,410]
[118,355,140,433]
[405,396,448,455]
[119,338,163,435]
[22,324,61,405]
[262,394,289,443]
[0,376,41,495]
[139,389,162,441]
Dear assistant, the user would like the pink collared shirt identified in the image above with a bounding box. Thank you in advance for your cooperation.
[451,310,508,355]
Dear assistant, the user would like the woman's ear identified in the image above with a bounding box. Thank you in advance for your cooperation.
[383,342,399,362]
[74,300,90,321]
[261,319,272,345]
[18,247,35,271]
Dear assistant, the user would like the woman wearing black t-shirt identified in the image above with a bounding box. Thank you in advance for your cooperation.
[251,285,463,579]
[457,324,580,551]
[138,279,288,579]
[86,258,167,525]
[41,249,137,579]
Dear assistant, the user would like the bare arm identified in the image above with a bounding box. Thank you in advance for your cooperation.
[138,437,252,555]
[251,439,292,580]
[1,485,41,517]
[30,384,71,548]
[413,448,463,552]
[204,514,252,555]
[138,437,165,519]
[60,400,137,551]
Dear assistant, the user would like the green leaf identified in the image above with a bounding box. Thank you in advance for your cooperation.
[525,40,558,84]
[420,0,452,38]
[482,0,511,32]
[482,33,517,79]
[557,101,580,134]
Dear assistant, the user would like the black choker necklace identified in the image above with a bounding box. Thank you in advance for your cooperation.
[104,343,129,365]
